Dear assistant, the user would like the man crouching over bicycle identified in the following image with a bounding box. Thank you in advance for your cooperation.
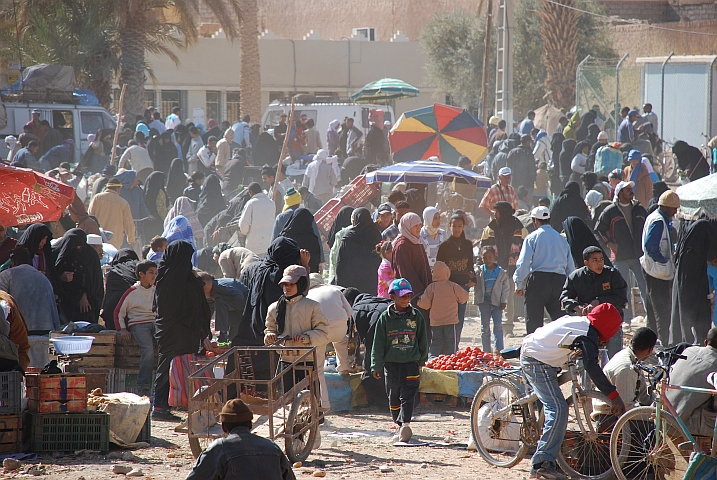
[521,303,627,480]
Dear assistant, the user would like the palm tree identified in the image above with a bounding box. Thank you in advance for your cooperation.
[536,0,580,109]
[238,0,261,123]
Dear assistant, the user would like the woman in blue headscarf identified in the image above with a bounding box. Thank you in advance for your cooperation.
[149,215,197,266]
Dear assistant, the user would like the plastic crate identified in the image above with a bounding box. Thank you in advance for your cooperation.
[29,412,110,453]
[314,174,380,236]
[0,372,22,414]
[135,411,151,444]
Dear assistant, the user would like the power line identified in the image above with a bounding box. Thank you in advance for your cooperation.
[544,0,717,38]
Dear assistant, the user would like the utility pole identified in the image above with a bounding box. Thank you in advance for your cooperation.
[480,0,493,124]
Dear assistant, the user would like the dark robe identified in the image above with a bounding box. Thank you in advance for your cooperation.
[196,174,226,227]
[559,139,577,186]
[562,216,612,269]
[18,224,57,292]
[166,158,186,204]
[673,140,710,181]
[101,248,138,329]
[550,182,590,233]
[550,133,565,197]
[253,132,280,166]
[670,219,717,345]
[143,171,168,239]
[327,206,354,249]
[279,208,322,273]
[335,208,382,295]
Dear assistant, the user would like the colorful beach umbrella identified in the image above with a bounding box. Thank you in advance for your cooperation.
[0,164,75,226]
[388,103,489,165]
[351,78,419,103]
[365,161,491,187]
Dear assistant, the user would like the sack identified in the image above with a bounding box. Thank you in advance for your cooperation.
[640,254,674,281]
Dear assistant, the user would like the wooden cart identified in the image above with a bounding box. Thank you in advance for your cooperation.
[187,345,321,462]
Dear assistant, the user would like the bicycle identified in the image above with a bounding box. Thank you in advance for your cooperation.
[609,349,717,480]
[470,346,614,479]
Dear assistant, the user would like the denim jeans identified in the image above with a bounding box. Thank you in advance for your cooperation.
[479,302,504,352]
[429,325,456,358]
[455,285,470,350]
[520,355,568,466]
[613,258,647,321]
[129,323,156,397]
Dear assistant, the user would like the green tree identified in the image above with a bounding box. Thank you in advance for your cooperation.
[513,0,616,114]
[420,10,489,110]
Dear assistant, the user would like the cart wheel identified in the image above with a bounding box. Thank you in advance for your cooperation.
[189,435,215,458]
[285,389,318,463]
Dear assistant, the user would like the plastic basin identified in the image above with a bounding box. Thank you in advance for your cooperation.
[50,336,95,355]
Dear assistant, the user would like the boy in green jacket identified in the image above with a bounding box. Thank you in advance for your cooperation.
[371,278,428,443]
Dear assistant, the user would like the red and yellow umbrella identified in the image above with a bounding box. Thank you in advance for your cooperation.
[389,103,489,165]
[0,164,75,226]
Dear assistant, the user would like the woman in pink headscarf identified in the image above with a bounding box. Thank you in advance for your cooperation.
[164,196,205,242]
[391,212,432,299]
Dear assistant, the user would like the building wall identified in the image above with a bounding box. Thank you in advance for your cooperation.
[600,0,717,22]
[610,19,717,61]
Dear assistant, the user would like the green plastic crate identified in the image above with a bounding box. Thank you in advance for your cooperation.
[30,412,110,453]
[0,371,22,414]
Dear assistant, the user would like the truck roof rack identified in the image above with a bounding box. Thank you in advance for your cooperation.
[270,94,358,105]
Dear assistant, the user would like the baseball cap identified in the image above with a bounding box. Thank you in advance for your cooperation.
[388,278,413,297]
[658,190,680,208]
[597,131,608,141]
[31,109,41,114]
[377,203,393,214]
[279,265,307,285]
[587,303,622,343]
[498,167,512,176]
[530,206,550,220]
[106,177,122,188]
[628,149,642,161]
[614,181,635,198]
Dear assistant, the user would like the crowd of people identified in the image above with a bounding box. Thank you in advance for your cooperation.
[1,103,717,480]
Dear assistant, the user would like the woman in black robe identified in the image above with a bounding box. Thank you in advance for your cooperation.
[672,140,710,181]
[559,139,577,187]
[575,110,597,142]
[143,171,168,239]
[100,248,138,329]
[562,216,612,269]
[549,132,565,197]
[670,219,717,345]
[327,206,354,249]
[221,149,249,197]
[17,224,57,290]
[196,174,226,227]
[253,132,280,167]
[550,181,590,233]
[279,208,322,273]
[153,240,211,417]
[166,158,186,204]
[51,228,103,323]
[335,208,382,295]
[647,181,670,214]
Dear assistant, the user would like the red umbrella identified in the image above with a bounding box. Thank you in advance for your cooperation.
[0,164,75,226]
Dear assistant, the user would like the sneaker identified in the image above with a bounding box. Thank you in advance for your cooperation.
[529,461,568,480]
[152,408,182,422]
[399,423,412,442]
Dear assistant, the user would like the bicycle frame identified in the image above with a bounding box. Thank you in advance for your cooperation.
[656,382,717,455]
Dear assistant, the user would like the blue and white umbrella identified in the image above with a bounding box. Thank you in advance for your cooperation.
[365,161,491,187]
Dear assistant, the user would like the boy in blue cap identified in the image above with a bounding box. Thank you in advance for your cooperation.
[371,278,428,442]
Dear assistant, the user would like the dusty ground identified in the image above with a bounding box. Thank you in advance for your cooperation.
[1,312,641,480]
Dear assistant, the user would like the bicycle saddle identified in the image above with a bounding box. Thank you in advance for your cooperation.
[500,345,521,359]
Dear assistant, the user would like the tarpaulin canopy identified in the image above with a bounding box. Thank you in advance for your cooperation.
[350,78,419,103]
[533,104,564,136]
[676,174,717,219]
[365,160,491,187]
[388,104,489,165]
[0,164,75,226]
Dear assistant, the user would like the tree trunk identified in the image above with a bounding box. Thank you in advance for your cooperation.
[119,26,146,120]
[239,0,261,123]
[537,0,579,109]
[89,74,113,110]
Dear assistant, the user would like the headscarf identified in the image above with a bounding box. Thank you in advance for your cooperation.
[165,196,204,240]
[575,110,597,141]
[585,190,603,210]
[155,240,211,357]
[52,228,88,269]
[163,216,196,252]
[559,139,577,180]
[398,212,422,245]
[422,207,440,238]
[196,174,226,227]
[673,140,709,180]
[562,216,612,268]
[196,246,218,274]
[586,124,601,146]
[327,206,354,248]
[572,141,591,158]
[19,223,53,258]
[305,149,328,191]
[342,208,382,247]
[166,158,186,203]
[101,248,139,328]
[143,171,167,220]
[329,120,340,132]
[651,181,669,203]
[279,208,322,273]
[550,181,590,232]
[68,196,101,237]
[275,274,309,335]
[109,248,139,285]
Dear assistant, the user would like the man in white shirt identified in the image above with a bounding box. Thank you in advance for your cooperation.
[238,182,277,256]
[231,115,251,149]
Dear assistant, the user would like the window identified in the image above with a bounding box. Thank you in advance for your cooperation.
[352,27,376,41]
[227,92,241,123]
[81,112,104,135]
[145,90,156,111]
[206,91,221,123]
[102,112,117,131]
[161,90,181,119]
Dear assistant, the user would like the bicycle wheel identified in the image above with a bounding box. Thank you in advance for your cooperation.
[557,391,614,480]
[470,378,534,468]
[610,406,690,480]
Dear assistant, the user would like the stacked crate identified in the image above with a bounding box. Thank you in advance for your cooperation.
[49,332,116,371]
[28,411,110,453]
[26,373,87,413]
[114,332,157,369]
[0,372,23,453]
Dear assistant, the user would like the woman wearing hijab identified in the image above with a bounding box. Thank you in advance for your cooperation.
[165,196,204,243]
[254,132,280,167]
[550,181,590,232]
[101,248,139,329]
[570,141,591,185]
[158,215,197,267]
[221,149,248,197]
[279,208,323,273]
[143,171,168,239]
[670,220,717,345]
[392,212,432,299]
[196,246,221,278]
[673,140,710,181]
[420,207,448,268]
[327,120,341,155]
[18,223,57,290]
[586,124,601,148]
[327,206,354,282]
[51,228,103,323]
[68,197,101,238]
[562,216,612,269]
[166,158,186,204]
[196,174,226,227]
[575,110,597,142]
[549,132,565,197]
[559,138,577,186]
[647,181,669,214]
[153,240,211,420]
[623,149,652,208]
[335,208,382,295]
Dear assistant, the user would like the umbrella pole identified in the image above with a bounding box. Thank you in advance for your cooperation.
[110,84,127,167]
[273,97,295,204]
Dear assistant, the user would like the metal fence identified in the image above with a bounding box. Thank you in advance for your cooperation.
[575,55,642,142]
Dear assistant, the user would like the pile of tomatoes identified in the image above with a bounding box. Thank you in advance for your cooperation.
[424,346,513,371]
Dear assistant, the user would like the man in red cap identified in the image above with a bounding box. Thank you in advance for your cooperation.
[520,303,626,480]
[186,399,296,480]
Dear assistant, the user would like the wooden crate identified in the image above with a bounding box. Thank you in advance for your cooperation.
[50,332,116,369]
[0,414,22,453]
[26,373,86,391]
[79,368,112,395]
[27,399,86,413]
[26,373,88,413]
[419,393,458,407]
[114,333,157,369]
